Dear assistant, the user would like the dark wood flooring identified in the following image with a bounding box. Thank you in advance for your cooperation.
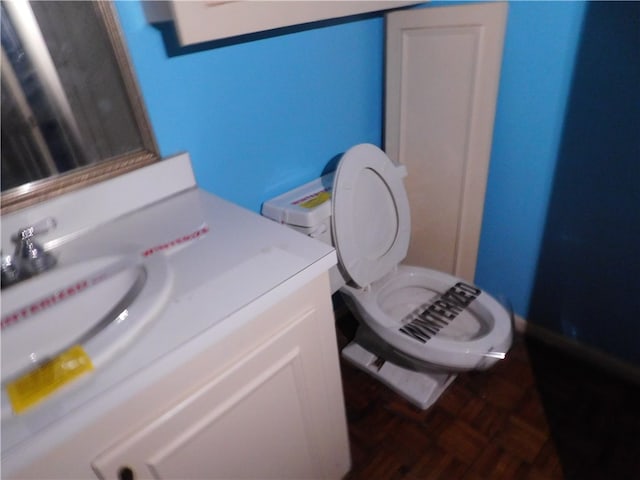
[336,313,640,479]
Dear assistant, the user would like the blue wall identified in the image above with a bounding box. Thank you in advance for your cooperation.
[527,1,640,365]
[115,1,637,363]
[473,1,587,317]
[115,2,384,213]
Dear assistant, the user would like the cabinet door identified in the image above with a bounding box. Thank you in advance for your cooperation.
[93,304,349,479]
[153,1,419,46]
[385,3,507,281]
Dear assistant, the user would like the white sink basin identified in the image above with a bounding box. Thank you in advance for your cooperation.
[1,252,172,414]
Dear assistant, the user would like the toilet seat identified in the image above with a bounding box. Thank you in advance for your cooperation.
[331,143,411,289]
[333,144,512,371]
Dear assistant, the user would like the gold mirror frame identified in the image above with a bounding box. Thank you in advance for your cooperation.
[0,1,159,215]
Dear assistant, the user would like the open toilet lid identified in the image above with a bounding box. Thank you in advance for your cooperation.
[332,144,411,288]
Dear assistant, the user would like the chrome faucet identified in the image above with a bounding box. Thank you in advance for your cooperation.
[1,218,57,287]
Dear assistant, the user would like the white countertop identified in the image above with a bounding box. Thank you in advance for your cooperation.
[1,154,336,472]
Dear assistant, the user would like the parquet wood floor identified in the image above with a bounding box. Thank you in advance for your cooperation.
[336,313,640,479]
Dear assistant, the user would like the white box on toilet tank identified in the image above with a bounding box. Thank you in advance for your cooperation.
[262,173,334,244]
[262,172,346,292]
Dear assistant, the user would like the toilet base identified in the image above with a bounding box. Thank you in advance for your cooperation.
[341,342,456,410]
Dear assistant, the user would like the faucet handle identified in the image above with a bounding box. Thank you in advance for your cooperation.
[13,217,57,243]
[12,217,57,274]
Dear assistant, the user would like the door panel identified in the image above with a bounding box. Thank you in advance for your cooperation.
[385,3,507,281]
[92,309,332,479]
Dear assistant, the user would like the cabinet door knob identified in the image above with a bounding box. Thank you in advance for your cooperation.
[118,466,135,480]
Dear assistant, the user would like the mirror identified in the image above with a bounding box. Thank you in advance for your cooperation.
[1,0,159,214]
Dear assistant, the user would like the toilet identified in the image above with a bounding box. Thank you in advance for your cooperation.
[263,143,513,409]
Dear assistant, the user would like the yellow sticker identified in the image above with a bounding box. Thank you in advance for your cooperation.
[299,191,331,209]
[6,345,94,414]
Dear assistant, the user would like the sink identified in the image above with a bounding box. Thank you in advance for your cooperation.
[1,251,172,415]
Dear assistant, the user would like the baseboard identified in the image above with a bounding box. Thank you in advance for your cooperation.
[514,315,640,385]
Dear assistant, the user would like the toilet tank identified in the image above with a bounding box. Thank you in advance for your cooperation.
[262,172,346,292]
[262,173,334,244]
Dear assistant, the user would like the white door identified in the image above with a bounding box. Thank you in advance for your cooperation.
[385,3,507,282]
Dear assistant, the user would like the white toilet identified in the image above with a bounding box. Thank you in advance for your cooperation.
[263,143,513,409]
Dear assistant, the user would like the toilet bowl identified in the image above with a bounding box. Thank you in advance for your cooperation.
[339,265,513,372]
[262,143,513,409]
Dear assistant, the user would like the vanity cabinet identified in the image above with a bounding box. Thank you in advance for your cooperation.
[144,1,419,46]
[10,274,350,479]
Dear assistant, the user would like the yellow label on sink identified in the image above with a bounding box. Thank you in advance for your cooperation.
[6,345,94,414]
